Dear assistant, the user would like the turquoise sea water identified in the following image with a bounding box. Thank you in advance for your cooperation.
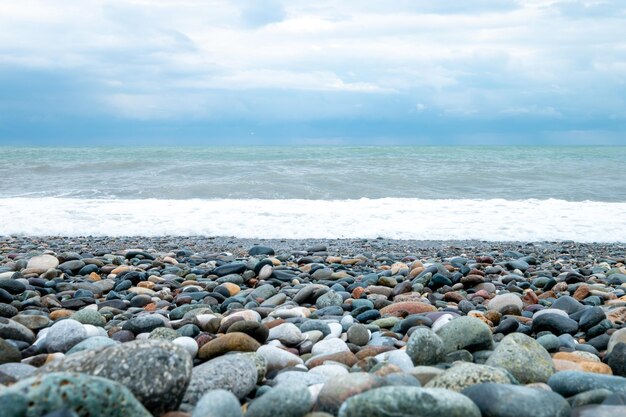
[0,146,624,241]
[1,146,624,201]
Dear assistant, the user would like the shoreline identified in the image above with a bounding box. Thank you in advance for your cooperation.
[2,235,625,256]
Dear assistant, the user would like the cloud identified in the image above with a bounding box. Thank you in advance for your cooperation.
[0,0,625,144]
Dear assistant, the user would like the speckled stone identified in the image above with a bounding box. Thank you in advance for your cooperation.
[436,316,493,354]
[191,389,243,417]
[40,340,192,415]
[425,362,516,391]
[1,372,151,417]
[486,332,555,383]
[462,383,570,417]
[337,386,481,417]
[406,327,445,366]
[70,309,106,327]
[246,383,312,417]
[315,373,386,415]
[182,354,257,407]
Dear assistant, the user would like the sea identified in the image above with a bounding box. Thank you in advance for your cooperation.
[0,146,625,242]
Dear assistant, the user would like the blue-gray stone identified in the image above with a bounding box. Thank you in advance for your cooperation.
[246,383,312,417]
[1,372,151,417]
[191,389,243,417]
[40,340,192,415]
[338,386,480,417]
[462,383,570,417]
[548,371,626,397]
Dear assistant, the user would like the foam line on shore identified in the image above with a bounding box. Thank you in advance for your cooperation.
[0,197,624,242]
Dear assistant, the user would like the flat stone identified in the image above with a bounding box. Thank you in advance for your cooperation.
[379,302,436,316]
[26,254,59,273]
[182,355,257,406]
[531,313,579,335]
[0,317,36,343]
[311,338,349,357]
[425,362,515,392]
[246,383,312,417]
[0,337,21,364]
[257,345,304,372]
[198,332,261,360]
[488,293,523,314]
[337,386,481,417]
[462,383,570,417]
[548,371,626,396]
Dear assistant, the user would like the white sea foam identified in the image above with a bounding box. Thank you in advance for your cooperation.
[0,198,625,242]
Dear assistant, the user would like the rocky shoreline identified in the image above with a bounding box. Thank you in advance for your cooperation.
[1,235,626,417]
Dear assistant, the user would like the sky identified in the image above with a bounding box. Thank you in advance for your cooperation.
[0,0,625,145]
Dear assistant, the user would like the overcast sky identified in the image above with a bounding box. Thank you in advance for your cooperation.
[1,0,625,145]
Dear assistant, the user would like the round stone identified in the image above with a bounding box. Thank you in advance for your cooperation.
[346,324,369,346]
[26,254,59,272]
[436,316,493,353]
[488,293,523,314]
[173,336,199,358]
[121,314,166,334]
[257,345,304,372]
[192,389,243,417]
[70,309,106,327]
[268,323,304,346]
[406,327,445,366]
[46,319,88,353]
[485,332,555,384]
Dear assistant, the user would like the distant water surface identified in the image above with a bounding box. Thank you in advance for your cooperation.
[1,146,624,201]
[0,146,624,241]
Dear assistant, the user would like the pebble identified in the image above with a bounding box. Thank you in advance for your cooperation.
[485,332,554,383]
[41,339,192,415]
[0,372,151,417]
[406,327,445,366]
[246,383,312,417]
[1,237,626,416]
[45,319,88,353]
[462,383,571,417]
[182,354,257,406]
[192,389,243,417]
[337,386,481,417]
[425,362,516,391]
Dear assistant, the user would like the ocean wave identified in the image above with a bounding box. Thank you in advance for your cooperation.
[0,197,624,242]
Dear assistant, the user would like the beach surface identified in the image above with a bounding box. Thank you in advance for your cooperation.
[1,235,626,416]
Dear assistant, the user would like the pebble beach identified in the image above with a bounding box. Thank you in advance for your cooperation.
[1,235,626,417]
